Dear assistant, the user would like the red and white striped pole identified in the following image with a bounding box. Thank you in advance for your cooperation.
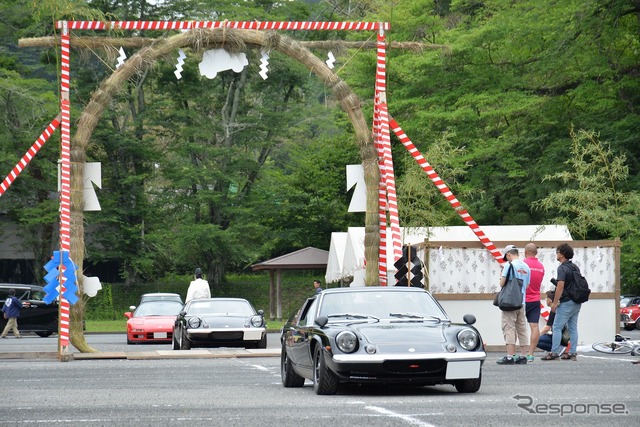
[373,27,402,285]
[0,115,60,197]
[58,22,72,354]
[59,20,391,31]
[389,118,505,265]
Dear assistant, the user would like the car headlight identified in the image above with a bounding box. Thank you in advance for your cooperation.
[188,317,202,328]
[336,331,358,353]
[250,315,264,328]
[457,329,479,351]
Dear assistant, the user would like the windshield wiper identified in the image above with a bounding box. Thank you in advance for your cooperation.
[389,312,426,319]
[327,313,379,321]
[389,313,445,323]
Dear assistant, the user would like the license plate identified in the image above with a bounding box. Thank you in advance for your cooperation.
[445,360,481,380]
[154,332,167,339]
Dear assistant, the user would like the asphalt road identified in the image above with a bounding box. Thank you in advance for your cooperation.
[0,342,639,427]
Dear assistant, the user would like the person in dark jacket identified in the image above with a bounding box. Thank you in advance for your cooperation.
[2,289,23,338]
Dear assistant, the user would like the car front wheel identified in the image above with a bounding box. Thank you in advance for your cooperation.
[313,345,338,395]
[454,373,482,393]
[256,334,267,349]
[281,345,305,388]
[35,332,53,338]
[172,329,180,350]
[179,328,191,350]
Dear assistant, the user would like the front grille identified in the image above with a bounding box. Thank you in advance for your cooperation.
[211,331,243,340]
[382,359,447,375]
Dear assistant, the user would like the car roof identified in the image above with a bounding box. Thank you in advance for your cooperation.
[319,286,427,294]
[138,299,183,305]
[142,293,181,297]
[0,283,44,290]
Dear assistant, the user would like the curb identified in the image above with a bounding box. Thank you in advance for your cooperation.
[0,349,281,361]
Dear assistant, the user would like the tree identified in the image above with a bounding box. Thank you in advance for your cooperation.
[533,128,640,293]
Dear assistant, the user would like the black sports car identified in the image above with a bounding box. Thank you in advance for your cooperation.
[172,298,267,350]
[280,286,486,395]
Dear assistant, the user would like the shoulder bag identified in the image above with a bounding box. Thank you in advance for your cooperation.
[498,262,524,311]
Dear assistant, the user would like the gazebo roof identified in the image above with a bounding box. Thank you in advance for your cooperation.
[251,246,329,271]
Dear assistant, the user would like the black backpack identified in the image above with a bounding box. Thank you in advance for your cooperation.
[564,263,591,304]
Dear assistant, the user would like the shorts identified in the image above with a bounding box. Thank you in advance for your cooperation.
[525,301,541,323]
[501,306,528,346]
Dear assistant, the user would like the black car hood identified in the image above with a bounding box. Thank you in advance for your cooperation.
[346,321,448,344]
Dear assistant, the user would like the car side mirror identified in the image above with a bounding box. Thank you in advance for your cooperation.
[315,316,328,328]
[258,309,264,316]
[179,310,186,317]
[124,312,132,319]
[463,314,476,325]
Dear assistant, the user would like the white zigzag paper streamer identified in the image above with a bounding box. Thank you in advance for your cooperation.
[174,49,186,79]
[259,50,270,80]
[116,47,127,69]
[326,51,335,69]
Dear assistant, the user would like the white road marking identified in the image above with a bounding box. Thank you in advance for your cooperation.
[365,405,439,427]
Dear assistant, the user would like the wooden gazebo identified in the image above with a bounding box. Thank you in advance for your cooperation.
[251,247,328,320]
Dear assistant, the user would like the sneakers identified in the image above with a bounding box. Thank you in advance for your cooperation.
[526,355,534,363]
[514,356,528,365]
[496,356,515,365]
[496,356,528,365]
[541,352,560,361]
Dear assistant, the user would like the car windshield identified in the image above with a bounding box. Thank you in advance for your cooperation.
[318,290,447,320]
[133,301,183,317]
[187,300,255,316]
[620,297,638,308]
[141,294,182,303]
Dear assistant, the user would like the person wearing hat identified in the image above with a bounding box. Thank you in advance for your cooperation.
[496,245,531,365]
[186,268,211,303]
[1,289,24,339]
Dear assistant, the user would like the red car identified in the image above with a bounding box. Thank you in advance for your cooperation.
[620,298,640,331]
[125,300,184,344]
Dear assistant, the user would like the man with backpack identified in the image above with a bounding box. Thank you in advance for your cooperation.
[542,243,586,361]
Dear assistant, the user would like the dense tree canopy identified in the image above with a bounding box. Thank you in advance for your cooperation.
[0,0,639,293]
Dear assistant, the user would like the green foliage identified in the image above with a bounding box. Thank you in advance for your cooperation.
[533,128,640,240]
[84,272,323,321]
[2,0,640,290]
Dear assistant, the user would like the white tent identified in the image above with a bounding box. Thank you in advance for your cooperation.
[326,225,573,283]
[324,232,347,284]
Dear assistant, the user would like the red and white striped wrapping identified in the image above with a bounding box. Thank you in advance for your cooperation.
[389,118,505,265]
[374,30,402,286]
[58,27,72,347]
[374,98,387,285]
[59,21,390,32]
[0,117,60,197]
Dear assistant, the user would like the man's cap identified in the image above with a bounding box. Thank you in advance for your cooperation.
[503,245,518,261]
[194,268,202,276]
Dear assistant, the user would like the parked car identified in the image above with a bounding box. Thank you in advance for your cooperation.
[620,296,640,308]
[172,298,267,350]
[620,299,640,331]
[280,286,486,395]
[139,292,183,305]
[0,284,58,337]
[124,300,184,344]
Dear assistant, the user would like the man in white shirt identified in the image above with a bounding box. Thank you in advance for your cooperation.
[186,268,211,303]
